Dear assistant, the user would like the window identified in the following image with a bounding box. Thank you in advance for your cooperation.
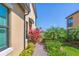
[29,18,34,30]
[0,4,9,51]
[26,21,28,39]
[29,22,32,30]
[68,17,73,27]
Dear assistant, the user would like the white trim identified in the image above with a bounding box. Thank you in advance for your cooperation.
[0,47,13,56]
[25,39,28,42]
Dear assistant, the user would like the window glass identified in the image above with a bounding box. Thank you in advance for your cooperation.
[0,4,7,26]
[0,4,7,18]
[0,17,7,26]
[0,4,8,51]
[0,28,7,49]
[68,18,73,27]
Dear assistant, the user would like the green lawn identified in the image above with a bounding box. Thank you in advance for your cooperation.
[63,45,79,56]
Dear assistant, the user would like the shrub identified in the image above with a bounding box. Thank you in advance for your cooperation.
[19,42,35,56]
[42,26,79,56]
[68,27,79,41]
[42,27,67,56]
[57,28,67,42]
[29,28,42,43]
[45,41,67,56]
[43,27,67,42]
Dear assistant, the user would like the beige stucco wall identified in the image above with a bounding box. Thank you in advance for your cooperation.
[24,4,37,48]
[29,4,36,29]
[2,3,36,56]
[4,4,25,56]
[25,4,36,32]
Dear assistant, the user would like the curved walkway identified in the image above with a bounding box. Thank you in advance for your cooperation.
[32,43,48,56]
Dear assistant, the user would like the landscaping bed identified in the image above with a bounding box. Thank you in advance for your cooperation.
[19,42,35,56]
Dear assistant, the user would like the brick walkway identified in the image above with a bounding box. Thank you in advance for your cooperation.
[32,43,48,56]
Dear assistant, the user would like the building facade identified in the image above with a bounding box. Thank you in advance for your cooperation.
[66,11,79,30]
[0,3,37,56]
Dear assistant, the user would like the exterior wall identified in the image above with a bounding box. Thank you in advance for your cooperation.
[25,3,36,35]
[67,12,79,29]
[27,4,36,30]
[0,3,36,56]
[29,4,36,29]
[4,4,25,56]
[72,13,79,29]
[25,3,36,48]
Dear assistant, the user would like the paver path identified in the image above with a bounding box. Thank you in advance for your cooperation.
[32,43,48,56]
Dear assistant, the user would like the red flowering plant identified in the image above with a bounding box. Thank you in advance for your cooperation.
[29,28,43,43]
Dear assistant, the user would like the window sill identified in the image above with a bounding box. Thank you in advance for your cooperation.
[0,47,13,56]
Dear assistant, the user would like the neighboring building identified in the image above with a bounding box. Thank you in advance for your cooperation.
[0,3,37,56]
[66,11,79,30]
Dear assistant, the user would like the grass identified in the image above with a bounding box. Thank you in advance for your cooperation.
[19,42,35,56]
[63,45,79,56]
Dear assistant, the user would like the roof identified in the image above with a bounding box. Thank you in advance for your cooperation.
[31,3,37,19]
[66,10,79,19]
[19,3,30,14]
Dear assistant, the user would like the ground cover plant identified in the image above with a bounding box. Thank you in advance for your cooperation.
[19,42,35,56]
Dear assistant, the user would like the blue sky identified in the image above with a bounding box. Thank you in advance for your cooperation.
[36,3,79,30]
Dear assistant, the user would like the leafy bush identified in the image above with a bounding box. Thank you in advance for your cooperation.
[68,27,79,41]
[45,41,67,56]
[43,27,67,42]
[29,28,42,43]
[19,42,35,56]
[42,27,79,56]
[42,27,67,56]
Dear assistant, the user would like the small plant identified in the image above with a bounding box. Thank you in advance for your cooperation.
[19,42,35,56]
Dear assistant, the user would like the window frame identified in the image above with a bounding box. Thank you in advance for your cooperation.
[0,4,9,51]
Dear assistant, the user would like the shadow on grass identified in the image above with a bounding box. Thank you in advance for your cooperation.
[63,41,79,49]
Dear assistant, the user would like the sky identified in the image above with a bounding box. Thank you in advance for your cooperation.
[36,3,79,31]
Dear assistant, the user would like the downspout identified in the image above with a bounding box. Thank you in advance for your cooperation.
[24,11,30,49]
